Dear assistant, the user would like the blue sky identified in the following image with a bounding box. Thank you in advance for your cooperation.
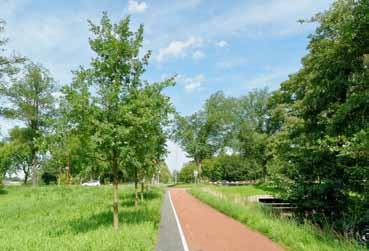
[0,0,333,170]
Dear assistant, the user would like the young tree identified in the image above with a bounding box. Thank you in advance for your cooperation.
[66,13,173,229]
[48,78,99,185]
[125,83,173,206]
[5,127,32,184]
[0,63,55,186]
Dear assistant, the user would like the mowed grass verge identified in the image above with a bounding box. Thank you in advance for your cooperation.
[0,185,164,251]
[190,186,366,251]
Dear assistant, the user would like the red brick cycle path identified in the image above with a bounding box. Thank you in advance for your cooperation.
[170,189,285,251]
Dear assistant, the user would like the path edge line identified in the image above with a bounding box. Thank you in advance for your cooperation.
[168,190,189,251]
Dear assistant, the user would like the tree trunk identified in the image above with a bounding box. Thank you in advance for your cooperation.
[113,179,119,230]
[195,160,202,184]
[24,172,29,185]
[66,154,71,186]
[31,152,37,187]
[134,167,138,208]
[140,180,144,202]
[134,179,139,208]
[22,165,29,185]
[112,156,119,230]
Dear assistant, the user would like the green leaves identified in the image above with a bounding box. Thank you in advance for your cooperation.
[59,13,174,186]
[266,0,369,234]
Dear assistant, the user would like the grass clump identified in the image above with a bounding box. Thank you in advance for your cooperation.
[209,183,277,197]
[190,186,366,251]
[0,185,164,251]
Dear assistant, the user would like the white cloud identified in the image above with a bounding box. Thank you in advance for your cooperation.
[156,36,202,62]
[177,74,205,92]
[192,50,205,60]
[215,40,228,48]
[246,67,296,89]
[193,0,333,38]
[3,8,95,86]
[128,0,147,13]
[216,57,247,69]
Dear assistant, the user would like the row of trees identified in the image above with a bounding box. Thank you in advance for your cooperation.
[175,88,270,183]
[0,14,173,229]
[175,0,369,236]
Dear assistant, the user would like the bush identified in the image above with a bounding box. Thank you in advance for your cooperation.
[202,155,264,182]
[41,172,58,185]
[178,162,197,183]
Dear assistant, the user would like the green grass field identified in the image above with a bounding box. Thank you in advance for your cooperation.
[190,185,367,251]
[0,185,164,251]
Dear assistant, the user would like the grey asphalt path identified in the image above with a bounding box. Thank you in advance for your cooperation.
[156,191,185,251]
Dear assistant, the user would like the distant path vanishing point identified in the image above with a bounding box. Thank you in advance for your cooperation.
[159,188,285,251]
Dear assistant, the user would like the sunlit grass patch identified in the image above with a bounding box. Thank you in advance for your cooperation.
[0,185,164,251]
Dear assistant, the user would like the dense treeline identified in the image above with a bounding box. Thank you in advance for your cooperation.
[175,0,369,237]
[175,89,270,183]
[0,14,173,229]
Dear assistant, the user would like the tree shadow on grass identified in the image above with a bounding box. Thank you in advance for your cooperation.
[67,188,162,234]
[0,189,8,195]
[120,189,161,207]
[69,205,159,234]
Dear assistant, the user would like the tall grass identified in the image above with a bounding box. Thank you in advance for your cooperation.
[0,185,163,251]
[209,183,278,197]
[190,187,366,251]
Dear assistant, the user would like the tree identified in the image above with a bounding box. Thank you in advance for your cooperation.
[268,0,369,234]
[0,142,11,185]
[173,111,215,178]
[5,127,32,184]
[124,83,173,206]
[234,89,270,179]
[66,13,173,229]
[178,162,197,183]
[159,162,172,184]
[173,91,240,177]
[0,63,55,186]
[0,20,25,188]
[204,91,239,153]
[174,89,270,182]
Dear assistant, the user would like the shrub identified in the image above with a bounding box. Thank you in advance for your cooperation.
[178,162,197,183]
[41,172,58,185]
[202,155,264,182]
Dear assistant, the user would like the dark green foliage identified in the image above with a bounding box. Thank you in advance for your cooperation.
[173,89,270,181]
[159,162,172,184]
[41,172,57,185]
[202,155,263,182]
[267,0,369,235]
[178,162,197,183]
